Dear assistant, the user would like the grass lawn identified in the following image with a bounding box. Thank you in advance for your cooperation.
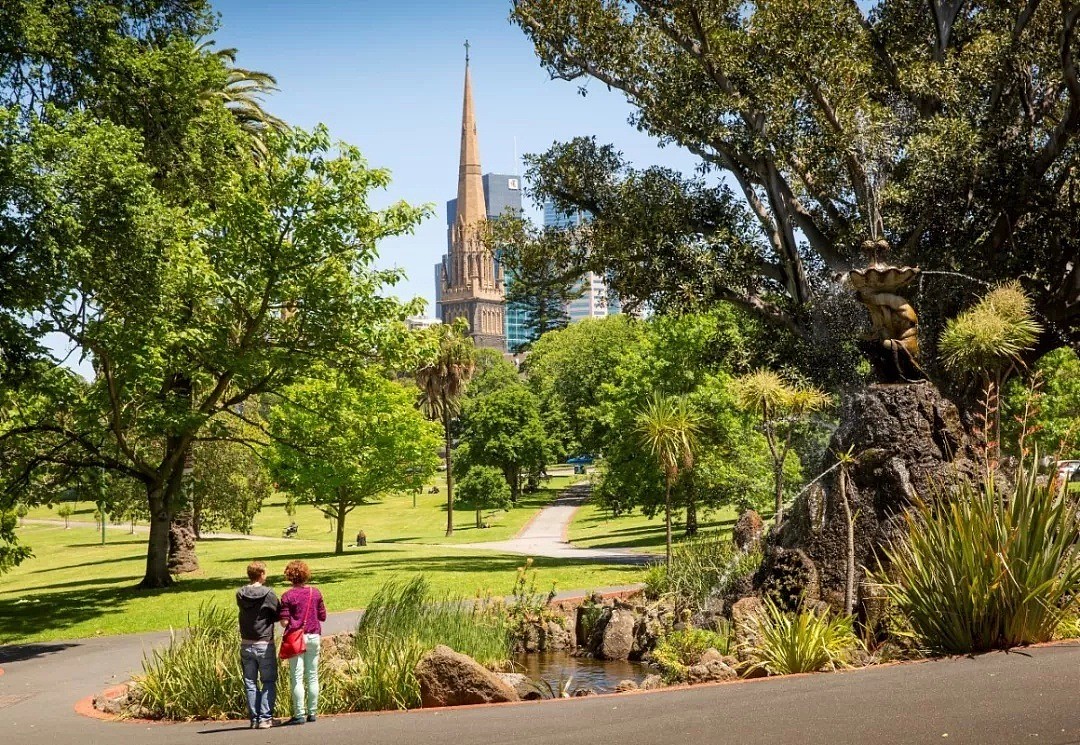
[23,470,586,547]
[568,500,743,554]
[0,522,644,645]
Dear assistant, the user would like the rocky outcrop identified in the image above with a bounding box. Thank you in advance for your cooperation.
[598,604,637,660]
[415,645,520,708]
[731,596,764,662]
[761,382,978,612]
[732,510,765,553]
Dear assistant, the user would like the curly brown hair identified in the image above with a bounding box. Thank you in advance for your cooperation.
[283,560,311,585]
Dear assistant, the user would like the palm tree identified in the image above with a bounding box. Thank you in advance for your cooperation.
[734,370,830,525]
[940,282,1043,460]
[199,42,287,163]
[636,393,702,565]
[416,320,476,536]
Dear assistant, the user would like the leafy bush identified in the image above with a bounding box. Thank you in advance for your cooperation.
[653,627,732,682]
[644,532,761,613]
[743,600,858,675]
[879,462,1080,654]
[353,576,511,710]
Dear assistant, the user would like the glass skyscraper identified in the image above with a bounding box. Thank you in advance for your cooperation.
[542,202,619,323]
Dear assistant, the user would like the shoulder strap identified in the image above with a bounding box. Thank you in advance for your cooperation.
[300,587,315,628]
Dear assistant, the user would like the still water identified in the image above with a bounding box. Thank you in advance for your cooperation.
[513,652,646,693]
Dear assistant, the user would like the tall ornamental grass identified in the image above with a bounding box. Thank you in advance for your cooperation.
[129,603,290,720]
[644,532,761,613]
[879,461,1080,654]
[743,600,858,675]
[352,575,511,711]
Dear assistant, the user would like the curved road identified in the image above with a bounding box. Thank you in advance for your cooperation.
[3,620,1080,744]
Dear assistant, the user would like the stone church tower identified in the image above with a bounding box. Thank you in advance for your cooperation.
[438,49,506,350]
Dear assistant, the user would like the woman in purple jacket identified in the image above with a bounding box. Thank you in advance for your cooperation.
[279,560,327,724]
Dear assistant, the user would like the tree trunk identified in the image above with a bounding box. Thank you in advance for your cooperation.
[685,496,698,537]
[140,483,174,588]
[444,411,454,537]
[839,467,855,616]
[508,466,521,504]
[192,497,202,541]
[664,479,673,567]
[773,464,785,525]
[476,504,482,530]
[166,441,198,575]
[334,494,346,555]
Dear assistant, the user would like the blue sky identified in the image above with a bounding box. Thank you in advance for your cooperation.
[212,0,699,312]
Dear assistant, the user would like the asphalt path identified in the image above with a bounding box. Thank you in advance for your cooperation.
[448,483,651,565]
[3,618,1080,745]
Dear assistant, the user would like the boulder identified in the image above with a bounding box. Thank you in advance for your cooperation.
[686,659,738,684]
[614,679,640,693]
[731,596,765,662]
[598,605,636,660]
[93,688,129,716]
[732,510,765,552]
[640,674,666,690]
[495,673,546,701]
[415,645,521,708]
[762,382,979,612]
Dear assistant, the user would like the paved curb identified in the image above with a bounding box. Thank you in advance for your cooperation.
[67,633,1080,727]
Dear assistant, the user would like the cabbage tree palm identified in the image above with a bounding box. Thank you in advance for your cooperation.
[636,393,702,565]
[416,319,476,536]
[940,282,1043,460]
[735,370,830,526]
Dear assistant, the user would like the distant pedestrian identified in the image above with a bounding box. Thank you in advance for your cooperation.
[237,561,279,729]
[279,560,327,725]
[355,530,367,547]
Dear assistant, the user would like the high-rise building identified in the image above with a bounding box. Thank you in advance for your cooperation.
[541,202,619,324]
[435,52,506,350]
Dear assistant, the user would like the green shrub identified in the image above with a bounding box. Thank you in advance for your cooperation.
[743,600,858,675]
[653,627,732,682]
[353,575,511,710]
[878,461,1080,654]
[644,532,761,613]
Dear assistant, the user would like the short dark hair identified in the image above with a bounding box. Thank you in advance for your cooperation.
[284,560,311,585]
[246,561,267,582]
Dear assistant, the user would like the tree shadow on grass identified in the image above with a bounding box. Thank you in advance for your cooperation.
[0,569,362,645]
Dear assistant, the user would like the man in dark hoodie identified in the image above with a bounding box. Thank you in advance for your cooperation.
[237,561,280,728]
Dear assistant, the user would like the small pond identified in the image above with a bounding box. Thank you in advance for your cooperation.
[513,652,646,694]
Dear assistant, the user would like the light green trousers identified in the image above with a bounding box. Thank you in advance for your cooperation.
[288,634,320,717]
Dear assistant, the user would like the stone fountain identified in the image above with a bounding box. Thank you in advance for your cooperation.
[751,240,979,617]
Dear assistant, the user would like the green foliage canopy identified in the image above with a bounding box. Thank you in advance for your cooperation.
[269,369,441,554]
[512,0,1080,361]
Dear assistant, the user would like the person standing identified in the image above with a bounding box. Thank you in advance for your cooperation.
[237,561,280,729]
[279,560,327,724]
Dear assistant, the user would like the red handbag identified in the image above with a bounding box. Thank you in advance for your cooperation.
[279,588,315,660]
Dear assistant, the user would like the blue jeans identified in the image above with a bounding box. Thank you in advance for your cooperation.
[288,634,320,718]
[240,642,277,724]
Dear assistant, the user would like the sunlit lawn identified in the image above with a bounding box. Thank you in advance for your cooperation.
[0,522,643,645]
[568,500,743,554]
[23,470,587,547]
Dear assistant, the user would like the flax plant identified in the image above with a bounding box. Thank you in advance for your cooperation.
[878,458,1080,654]
[743,600,858,675]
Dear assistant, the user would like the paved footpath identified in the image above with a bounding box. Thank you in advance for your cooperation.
[3,618,1080,745]
[447,483,651,565]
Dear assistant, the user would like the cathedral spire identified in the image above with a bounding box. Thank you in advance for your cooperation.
[456,44,486,229]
